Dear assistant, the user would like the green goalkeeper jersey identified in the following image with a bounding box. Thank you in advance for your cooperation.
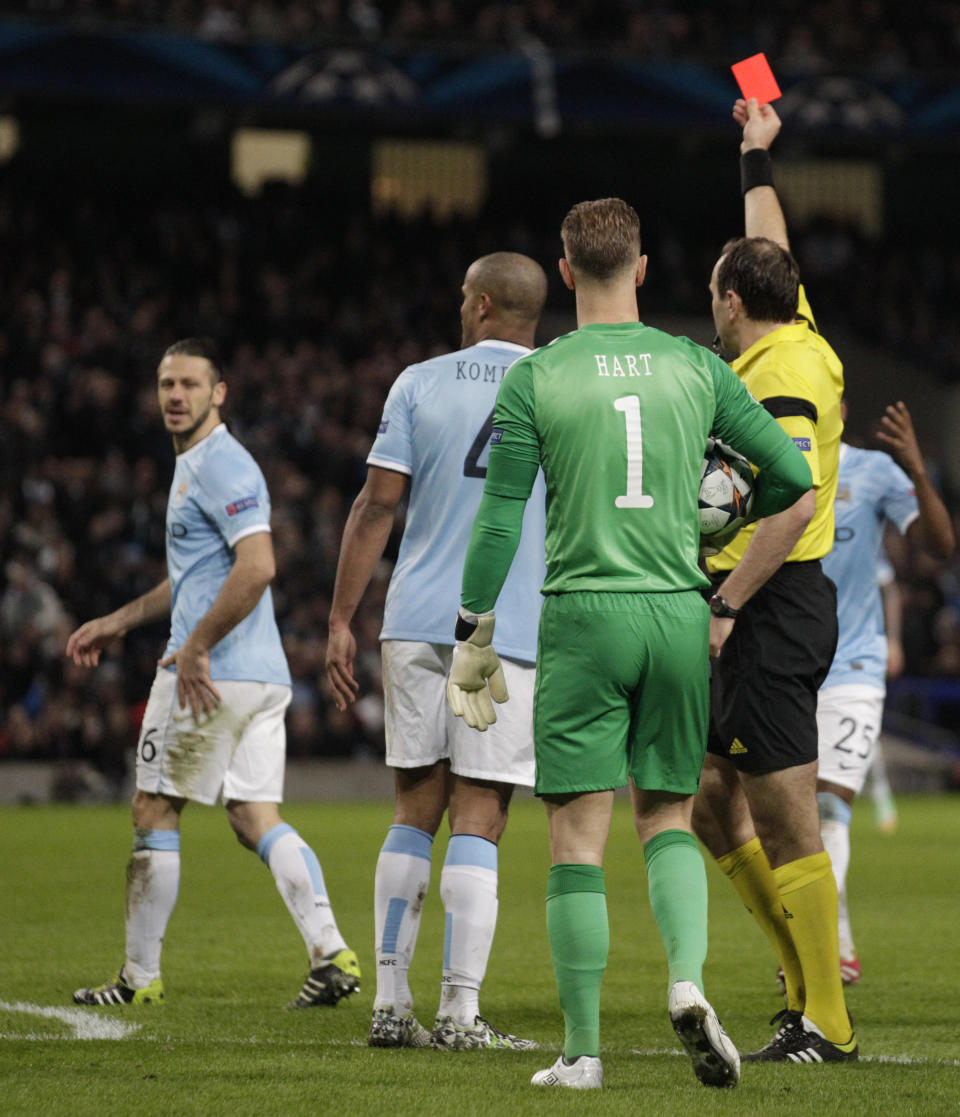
[462,321,811,609]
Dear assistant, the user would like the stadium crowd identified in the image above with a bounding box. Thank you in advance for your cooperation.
[1,181,959,788]
[791,218,960,390]
[6,0,960,72]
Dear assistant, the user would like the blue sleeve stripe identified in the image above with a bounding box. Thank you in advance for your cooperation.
[382,824,434,861]
[444,834,498,871]
[257,822,296,864]
[133,828,181,852]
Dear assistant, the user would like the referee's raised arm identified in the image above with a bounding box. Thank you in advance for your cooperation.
[735,97,789,251]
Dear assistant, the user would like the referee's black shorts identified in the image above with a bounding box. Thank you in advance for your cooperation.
[707,560,838,772]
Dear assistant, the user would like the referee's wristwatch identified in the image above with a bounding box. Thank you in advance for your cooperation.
[709,594,741,619]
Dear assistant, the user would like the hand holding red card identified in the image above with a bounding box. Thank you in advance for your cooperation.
[731,53,782,105]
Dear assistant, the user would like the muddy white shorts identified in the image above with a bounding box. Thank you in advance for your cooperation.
[136,668,292,805]
[381,639,535,787]
[816,683,885,795]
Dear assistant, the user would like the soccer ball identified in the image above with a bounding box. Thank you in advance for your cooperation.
[699,438,755,546]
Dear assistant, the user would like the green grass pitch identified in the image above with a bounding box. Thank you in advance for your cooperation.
[1,794,959,1115]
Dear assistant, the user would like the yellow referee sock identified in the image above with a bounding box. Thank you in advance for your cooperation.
[716,837,804,1012]
[773,851,852,1044]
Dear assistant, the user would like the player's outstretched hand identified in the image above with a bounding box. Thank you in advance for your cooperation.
[734,97,781,152]
[446,609,509,732]
[65,615,122,668]
[326,624,360,712]
[876,401,924,478]
[158,638,221,720]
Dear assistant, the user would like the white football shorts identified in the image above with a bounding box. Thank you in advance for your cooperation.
[136,668,292,805]
[381,639,535,787]
[816,683,885,795]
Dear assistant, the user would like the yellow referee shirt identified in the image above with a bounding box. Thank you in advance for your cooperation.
[707,286,844,572]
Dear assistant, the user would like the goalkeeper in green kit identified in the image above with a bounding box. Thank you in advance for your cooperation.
[447,198,812,1091]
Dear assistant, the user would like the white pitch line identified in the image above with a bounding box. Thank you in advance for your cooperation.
[1,1010,953,1068]
[0,1033,67,1041]
[631,1046,960,1068]
[0,1001,142,1040]
[224,1040,960,1066]
[860,1054,960,1068]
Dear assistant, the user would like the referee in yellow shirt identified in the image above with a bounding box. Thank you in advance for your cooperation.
[692,97,856,1063]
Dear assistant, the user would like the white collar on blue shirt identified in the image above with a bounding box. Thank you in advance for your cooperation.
[176,422,227,462]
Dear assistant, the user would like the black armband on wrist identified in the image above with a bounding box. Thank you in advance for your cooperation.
[455,610,479,643]
[740,148,774,195]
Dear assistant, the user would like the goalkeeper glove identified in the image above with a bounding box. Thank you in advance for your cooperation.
[447,607,509,732]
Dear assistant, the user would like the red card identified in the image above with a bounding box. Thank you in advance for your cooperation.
[731,53,782,105]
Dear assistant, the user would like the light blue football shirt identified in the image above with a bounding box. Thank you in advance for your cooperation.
[821,443,918,690]
[368,340,546,663]
[163,424,291,685]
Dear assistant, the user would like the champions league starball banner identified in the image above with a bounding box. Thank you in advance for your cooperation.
[1,19,959,135]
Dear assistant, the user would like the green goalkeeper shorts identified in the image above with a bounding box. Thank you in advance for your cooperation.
[533,590,710,796]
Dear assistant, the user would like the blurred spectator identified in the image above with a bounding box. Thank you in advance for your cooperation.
[0,185,544,775]
[1,169,957,784]
[3,1,960,69]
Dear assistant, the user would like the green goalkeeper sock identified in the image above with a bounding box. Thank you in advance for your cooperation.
[644,829,708,992]
[545,863,608,1059]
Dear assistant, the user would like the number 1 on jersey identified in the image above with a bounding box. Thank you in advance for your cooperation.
[614,395,654,509]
